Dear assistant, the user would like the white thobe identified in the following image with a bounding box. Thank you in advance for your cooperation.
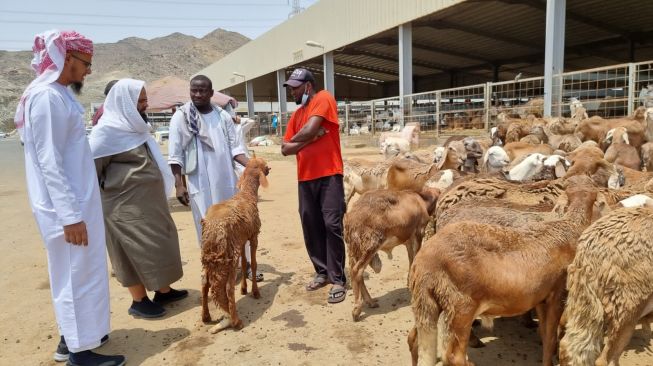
[23,82,110,352]
[168,108,246,244]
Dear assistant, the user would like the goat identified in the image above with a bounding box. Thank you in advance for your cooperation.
[503,141,554,161]
[200,158,269,333]
[387,159,440,192]
[344,188,439,321]
[640,142,653,171]
[480,146,510,174]
[408,176,598,366]
[604,127,641,170]
[343,158,400,205]
[559,207,653,366]
[381,136,411,159]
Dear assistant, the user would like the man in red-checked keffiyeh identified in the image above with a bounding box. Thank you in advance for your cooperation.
[16,30,125,366]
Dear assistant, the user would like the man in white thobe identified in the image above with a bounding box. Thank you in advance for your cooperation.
[168,75,248,243]
[15,30,124,366]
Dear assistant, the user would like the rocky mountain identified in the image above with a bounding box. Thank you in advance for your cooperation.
[0,28,249,131]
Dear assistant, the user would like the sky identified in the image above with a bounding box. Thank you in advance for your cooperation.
[0,0,317,51]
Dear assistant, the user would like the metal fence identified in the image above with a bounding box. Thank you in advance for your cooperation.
[272,60,653,140]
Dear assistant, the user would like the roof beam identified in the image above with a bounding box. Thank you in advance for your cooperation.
[340,49,446,72]
[484,0,631,38]
[414,19,541,50]
[365,36,494,64]
[333,61,398,78]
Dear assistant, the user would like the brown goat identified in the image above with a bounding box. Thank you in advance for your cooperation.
[408,176,598,366]
[503,141,554,161]
[344,188,440,321]
[200,157,269,333]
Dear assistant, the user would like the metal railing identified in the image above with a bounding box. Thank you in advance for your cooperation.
[272,60,653,141]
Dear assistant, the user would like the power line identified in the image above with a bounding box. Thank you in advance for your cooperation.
[0,10,281,22]
[108,0,288,6]
[0,19,277,29]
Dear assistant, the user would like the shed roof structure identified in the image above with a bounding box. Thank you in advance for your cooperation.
[198,0,653,104]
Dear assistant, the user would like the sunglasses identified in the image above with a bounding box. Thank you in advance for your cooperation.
[70,54,92,69]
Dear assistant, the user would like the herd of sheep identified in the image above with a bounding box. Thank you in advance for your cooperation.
[341,101,653,365]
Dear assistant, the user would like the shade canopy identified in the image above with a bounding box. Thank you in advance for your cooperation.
[145,76,236,112]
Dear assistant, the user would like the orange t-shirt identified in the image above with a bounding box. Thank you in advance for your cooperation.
[284,90,343,182]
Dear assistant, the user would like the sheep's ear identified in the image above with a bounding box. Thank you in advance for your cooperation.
[623,132,630,145]
[605,129,614,144]
[555,159,568,178]
[436,147,450,169]
[259,169,269,188]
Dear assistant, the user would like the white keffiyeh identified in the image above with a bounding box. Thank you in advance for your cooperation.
[89,78,174,198]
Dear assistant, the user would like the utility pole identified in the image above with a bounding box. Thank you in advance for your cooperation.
[288,0,304,18]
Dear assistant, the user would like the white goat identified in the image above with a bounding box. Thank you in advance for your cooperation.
[381,137,411,159]
[618,194,653,208]
[508,153,547,181]
[481,146,510,174]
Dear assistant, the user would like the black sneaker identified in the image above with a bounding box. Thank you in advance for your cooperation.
[128,296,166,318]
[54,336,68,362]
[54,335,110,362]
[66,350,125,366]
[152,288,189,305]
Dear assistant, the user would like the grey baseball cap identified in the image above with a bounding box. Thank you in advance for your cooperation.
[283,68,315,88]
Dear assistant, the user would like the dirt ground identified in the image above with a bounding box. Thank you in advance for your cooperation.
[0,137,651,366]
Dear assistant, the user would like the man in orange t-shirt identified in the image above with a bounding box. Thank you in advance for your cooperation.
[281,68,346,304]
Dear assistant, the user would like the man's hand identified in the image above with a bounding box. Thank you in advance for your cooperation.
[176,184,190,206]
[63,221,88,246]
[313,127,328,141]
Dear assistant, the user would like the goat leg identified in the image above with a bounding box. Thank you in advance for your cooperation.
[407,326,418,366]
[227,272,244,330]
[240,247,248,295]
[541,288,565,366]
[446,309,477,366]
[596,318,638,366]
[249,236,261,299]
[201,270,211,323]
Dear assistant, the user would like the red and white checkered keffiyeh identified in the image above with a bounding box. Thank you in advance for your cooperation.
[14,30,94,133]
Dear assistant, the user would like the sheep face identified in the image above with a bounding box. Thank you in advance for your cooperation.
[433,146,445,164]
[484,146,510,170]
[607,166,626,189]
[544,155,571,179]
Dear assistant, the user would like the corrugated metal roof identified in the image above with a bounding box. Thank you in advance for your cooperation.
[201,0,653,100]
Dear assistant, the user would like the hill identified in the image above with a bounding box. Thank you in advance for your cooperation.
[0,28,249,131]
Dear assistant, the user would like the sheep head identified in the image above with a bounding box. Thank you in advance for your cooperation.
[433,146,445,164]
[507,153,547,181]
[483,146,510,170]
[604,127,629,146]
[618,194,653,208]
[239,157,270,190]
[437,146,464,170]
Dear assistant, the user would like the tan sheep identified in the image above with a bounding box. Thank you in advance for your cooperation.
[640,142,653,171]
[434,177,565,220]
[387,149,463,192]
[408,176,598,366]
[503,141,554,161]
[343,157,413,204]
[559,207,653,366]
[604,127,641,170]
[344,188,440,321]
[200,157,269,333]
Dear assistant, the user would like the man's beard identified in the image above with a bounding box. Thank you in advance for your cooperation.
[70,82,84,95]
[140,112,149,123]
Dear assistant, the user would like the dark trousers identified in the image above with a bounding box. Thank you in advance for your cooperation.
[298,174,347,286]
